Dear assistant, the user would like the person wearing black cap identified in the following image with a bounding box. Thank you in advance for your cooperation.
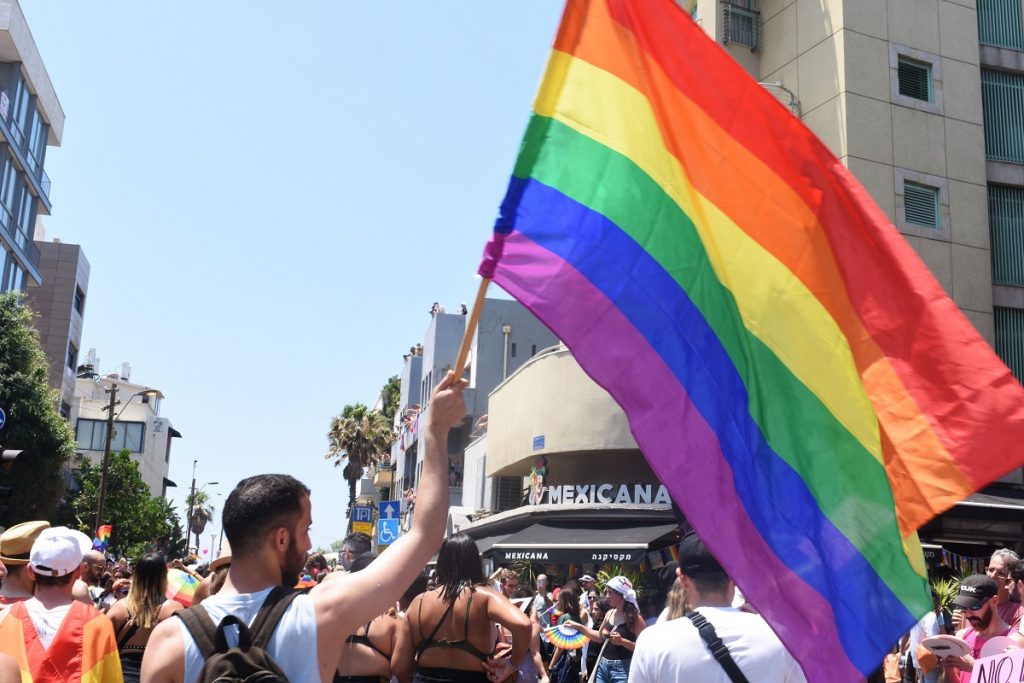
[629,532,806,683]
[942,574,1011,683]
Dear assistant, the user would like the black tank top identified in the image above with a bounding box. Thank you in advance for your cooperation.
[415,588,493,663]
[603,619,637,661]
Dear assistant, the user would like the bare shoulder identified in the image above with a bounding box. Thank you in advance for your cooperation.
[140,617,185,683]
[159,600,185,620]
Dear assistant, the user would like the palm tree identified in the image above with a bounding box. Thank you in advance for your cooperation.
[185,490,214,552]
[326,403,393,531]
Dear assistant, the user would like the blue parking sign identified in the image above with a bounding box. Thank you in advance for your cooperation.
[352,506,373,523]
[378,519,400,545]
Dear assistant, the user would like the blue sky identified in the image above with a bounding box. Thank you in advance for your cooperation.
[21,1,565,551]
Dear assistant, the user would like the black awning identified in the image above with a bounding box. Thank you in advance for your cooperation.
[491,522,678,564]
[169,427,183,438]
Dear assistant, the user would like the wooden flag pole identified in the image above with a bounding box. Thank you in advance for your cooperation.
[452,278,492,380]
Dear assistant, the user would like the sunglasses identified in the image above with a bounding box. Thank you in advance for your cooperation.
[962,599,987,611]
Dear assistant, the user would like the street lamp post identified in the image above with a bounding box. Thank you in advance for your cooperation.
[185,462,218,553]
[95,384,160,532]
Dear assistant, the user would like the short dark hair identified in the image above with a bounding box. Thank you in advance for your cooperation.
[1012,559,1024,582]
[342,532,372,555]
[435,533,484,604]
[349,551,378,573]
[223,474,310,557]
[34,572,75,587]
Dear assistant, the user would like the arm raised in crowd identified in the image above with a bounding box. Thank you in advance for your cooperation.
[313,371,468,669]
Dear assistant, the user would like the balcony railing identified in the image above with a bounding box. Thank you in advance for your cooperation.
[979,0,1024,50]
[721,1,761,51]
[989,185,1024,286]
[982,69,1024,163]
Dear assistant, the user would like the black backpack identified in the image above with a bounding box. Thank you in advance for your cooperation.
[175,586,303,682]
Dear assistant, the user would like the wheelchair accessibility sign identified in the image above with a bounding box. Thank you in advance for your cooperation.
[378,518,400,546]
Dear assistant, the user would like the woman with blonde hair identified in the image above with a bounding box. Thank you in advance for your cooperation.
[106,554,184,683]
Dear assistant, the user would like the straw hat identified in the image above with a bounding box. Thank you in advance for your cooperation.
[0,521,50,565]
[210,538,232,571]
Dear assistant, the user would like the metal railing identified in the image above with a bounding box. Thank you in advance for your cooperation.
[979,0,1024,50]
[989,185,1024,285]
[982,68,1024,163]
[721,1,761,50]
[996,306,1024,382]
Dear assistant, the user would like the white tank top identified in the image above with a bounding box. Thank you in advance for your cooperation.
[177,587,319,682]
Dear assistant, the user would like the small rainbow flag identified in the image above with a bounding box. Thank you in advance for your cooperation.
[479,0,1024,679]
[92,525,111,552]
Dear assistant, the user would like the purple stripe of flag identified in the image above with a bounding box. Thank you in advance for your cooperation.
[489,230,861,682]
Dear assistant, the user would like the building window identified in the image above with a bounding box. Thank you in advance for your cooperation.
[894,169,950,240]
[510,343,517,358]
[890,45,943,114]
[897,57,932,102]
[982,68,1024,163]
[978,0,1024,50]
[66,341,77,371]
[74,286,85,315]
[531,344,537,356]
[0,157,16,228]
[60,402,70,419]
[996,306,1024,382]
[75,419,145,453]
[904,182,940,229]
[989,185,1024,286]
[721,0,760,50]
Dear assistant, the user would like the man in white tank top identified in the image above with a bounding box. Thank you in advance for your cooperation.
[141,371,468,683]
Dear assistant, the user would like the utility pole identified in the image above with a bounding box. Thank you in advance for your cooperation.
[94,382,118,531]
[185,459,196,553]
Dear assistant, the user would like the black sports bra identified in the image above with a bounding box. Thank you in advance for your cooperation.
[345,621,391,660]
[415,588,492,663]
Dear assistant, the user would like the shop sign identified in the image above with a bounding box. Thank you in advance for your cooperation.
[539,483,671,506]
[495,547,641,563]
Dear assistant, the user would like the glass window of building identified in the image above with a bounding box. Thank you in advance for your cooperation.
[74,286,85,315]
[9,75,29,147]
[75,419,146,453]
[0,156,15,228]
[66,341,77,370]
[14,182,33,236]
[26,113,45,175]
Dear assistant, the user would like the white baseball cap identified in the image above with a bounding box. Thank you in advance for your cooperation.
[29,527,93,577]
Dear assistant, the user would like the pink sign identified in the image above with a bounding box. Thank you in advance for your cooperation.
[971,648,1024,682]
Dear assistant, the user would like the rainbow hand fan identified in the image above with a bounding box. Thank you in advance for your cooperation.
[544,624,588,650]
[166,568,200,607]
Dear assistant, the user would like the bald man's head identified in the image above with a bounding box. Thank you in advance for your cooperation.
[80,550,105,584]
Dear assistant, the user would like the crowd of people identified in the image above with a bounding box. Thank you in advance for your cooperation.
[0,371,1017,682]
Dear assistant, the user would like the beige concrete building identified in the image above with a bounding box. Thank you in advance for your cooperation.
[688,0,1024,549]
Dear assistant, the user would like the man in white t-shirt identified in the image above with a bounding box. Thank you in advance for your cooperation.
[629,533,806,683]
[142,370,468,683]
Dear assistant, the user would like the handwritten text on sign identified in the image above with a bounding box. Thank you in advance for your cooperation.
[971,649,1024,683]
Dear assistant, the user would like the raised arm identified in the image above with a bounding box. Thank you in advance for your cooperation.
[314,371,467,647]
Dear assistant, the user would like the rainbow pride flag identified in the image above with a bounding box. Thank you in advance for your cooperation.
[92,524,111,551]
[479,1,1024,679]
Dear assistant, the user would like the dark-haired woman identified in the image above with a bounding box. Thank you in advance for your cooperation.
[409,533,532,683]
[106,554,184,683]
[332,551,415,683]
[547,589,582,683]
[562,576,645,683]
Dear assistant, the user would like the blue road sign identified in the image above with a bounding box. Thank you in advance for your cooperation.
[378,518,400,545]
[352,506,373,523]
[0,407,5,430]
[379,500,400,521]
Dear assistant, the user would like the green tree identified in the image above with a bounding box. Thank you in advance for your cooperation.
[185,490,215,550]
[70,449,176,559]
[0,291,76,528]
[380,375,401,423]
[325,403,392,531]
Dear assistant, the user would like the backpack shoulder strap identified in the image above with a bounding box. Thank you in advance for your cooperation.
[248,586,303,648]
[175,605,220,659]
[685,611,750,683]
